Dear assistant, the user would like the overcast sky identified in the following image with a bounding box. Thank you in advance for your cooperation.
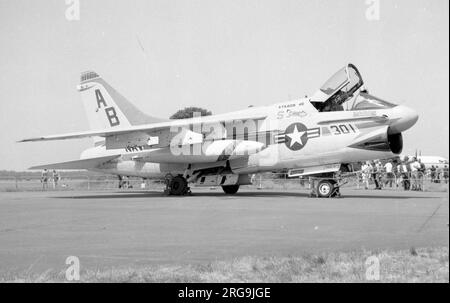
[0,0,448,170]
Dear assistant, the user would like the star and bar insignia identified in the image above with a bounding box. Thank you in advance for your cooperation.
[275,123,321,151]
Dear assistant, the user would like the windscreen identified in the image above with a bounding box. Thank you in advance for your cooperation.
[351,93,397,110]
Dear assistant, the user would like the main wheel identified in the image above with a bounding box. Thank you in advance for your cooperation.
[317,180,334,198]
[222,185,240,194]
[169,176,188,195]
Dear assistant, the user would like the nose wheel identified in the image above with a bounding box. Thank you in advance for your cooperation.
[311,179,341,198]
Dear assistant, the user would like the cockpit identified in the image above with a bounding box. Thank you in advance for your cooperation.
[309,64,397,112]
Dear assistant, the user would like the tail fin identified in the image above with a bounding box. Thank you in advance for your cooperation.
[77,71,166,132]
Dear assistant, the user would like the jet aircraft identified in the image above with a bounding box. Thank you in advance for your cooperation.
[20,64,419,197]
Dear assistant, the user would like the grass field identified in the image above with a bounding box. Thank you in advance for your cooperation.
[3,246,448,283]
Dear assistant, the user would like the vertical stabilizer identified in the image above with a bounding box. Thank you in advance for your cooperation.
[77,71,166,144]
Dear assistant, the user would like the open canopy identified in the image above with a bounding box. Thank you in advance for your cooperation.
[308,63,397,112]
[310,63,364,104]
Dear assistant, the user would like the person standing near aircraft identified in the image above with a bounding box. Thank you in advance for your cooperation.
[443,165,449,184]
[417,158,425,191]
[395,162,402,188]
[372,161,382,190]
[430,165,436,182]
[384,160,394,188]
[406,157,413,190]
[118,175,124,189]
[436,167,442,183]
[410,157,421,191]
[400,159,410,190]
[377,160,384,189]
[52,170,60,189]
[356,162,363,189]
[120,176,130,189]
[409,157,417,190]
[41,169,49,190]
[361,161,372,190]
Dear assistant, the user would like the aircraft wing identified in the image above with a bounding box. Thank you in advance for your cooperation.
[29,155,120,170]
[18,114,268,143]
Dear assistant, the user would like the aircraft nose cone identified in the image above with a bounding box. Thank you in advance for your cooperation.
[389,105,419,133]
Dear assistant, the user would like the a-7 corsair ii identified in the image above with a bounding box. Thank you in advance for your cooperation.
[20,64,418,197]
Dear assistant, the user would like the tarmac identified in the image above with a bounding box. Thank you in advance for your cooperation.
[0,188,448,276]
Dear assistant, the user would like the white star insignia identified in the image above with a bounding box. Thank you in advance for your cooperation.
[286,125,306,147]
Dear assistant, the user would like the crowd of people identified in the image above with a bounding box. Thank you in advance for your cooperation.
[359,157,448,191]
[40,169,60,190]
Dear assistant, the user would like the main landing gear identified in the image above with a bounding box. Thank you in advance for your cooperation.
[221,184,240,194]
[164,175,191,196]
[164,174,241,195]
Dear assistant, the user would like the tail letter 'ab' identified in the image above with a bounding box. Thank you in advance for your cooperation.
[95,89,120,127]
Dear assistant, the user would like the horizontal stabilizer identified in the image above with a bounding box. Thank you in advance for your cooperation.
[29,155,120,170]
[18,129,126,142]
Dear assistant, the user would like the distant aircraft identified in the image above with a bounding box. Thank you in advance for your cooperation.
[399,155,449,169]
[418,156,449,169]
[20,64,419,197]
[397,151,449,169]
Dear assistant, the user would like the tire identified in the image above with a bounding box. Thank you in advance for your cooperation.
[222,185,240,194]
[169,176,187,195]
[317,180,334,198]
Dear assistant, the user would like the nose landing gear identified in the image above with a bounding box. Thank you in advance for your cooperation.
[310,178,342,198]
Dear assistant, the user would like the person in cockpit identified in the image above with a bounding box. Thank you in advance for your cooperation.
[321,100,344,112]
